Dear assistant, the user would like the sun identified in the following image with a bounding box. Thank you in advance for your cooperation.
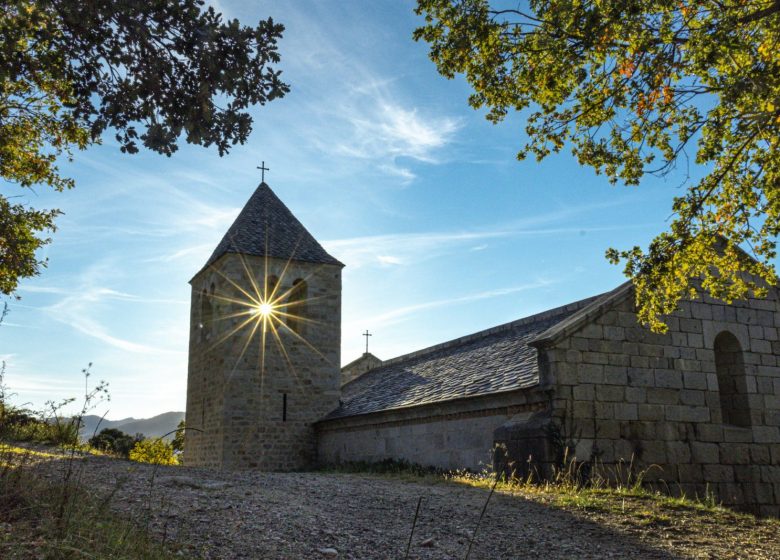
[203,251,330,377]
[253,301,275,318]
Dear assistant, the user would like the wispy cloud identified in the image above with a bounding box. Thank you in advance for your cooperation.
[324,230,507,269]
[323,204,643,270]
[0,374,84,397]
[330,101,460,163]
[312,93,461,183]
[14,285,68,295]
[277,6,462,183]
[143,242,215,264]
[34,262,185,354]
[60,316,158,354]
[377,255,404,266]
[378,163,417,183]
[18,284,186,306]
[164,188,239,232]
[351,280,555,330]
[21,285,132,299]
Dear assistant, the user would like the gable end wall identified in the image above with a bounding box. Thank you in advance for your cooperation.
[545,293,780,515]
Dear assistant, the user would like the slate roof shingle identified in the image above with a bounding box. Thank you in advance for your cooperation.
[323,294,602,421]
[197,182,343,276]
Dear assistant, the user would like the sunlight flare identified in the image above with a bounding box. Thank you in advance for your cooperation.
[203,248,332,387]
[253,302,275,318]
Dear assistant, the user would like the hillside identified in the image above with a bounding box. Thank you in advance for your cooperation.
[6,445,778,559]
[79,411,184,441]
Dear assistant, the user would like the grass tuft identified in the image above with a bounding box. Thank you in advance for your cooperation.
[325,456,771,524]
[0,443,179,560]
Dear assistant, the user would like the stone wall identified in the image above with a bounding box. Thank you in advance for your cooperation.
[316,390,547,472]
[184,254,342,470]
[538,289,780,516]
[341,353,383,386]
[182,279,226,468]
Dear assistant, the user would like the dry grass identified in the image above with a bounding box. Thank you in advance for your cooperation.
[329,459,780,560]
[0,442,180,560]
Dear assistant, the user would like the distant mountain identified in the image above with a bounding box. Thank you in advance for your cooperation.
[79,411,184,441]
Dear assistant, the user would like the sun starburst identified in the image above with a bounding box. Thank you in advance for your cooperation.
[191,229,343,461]
[252,301,275,318]
[202,246,331,374]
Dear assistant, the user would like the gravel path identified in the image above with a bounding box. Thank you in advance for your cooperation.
[29,454,688,560]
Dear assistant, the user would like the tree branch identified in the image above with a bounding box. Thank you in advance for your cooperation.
[739,0,780,23]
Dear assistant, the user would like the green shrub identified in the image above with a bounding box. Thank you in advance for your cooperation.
[89,428,139,457]
[171,420,185,453]
[0,403,79,446]
[47,416,80,446]
[129,438,178,466]
[0,403,36,439]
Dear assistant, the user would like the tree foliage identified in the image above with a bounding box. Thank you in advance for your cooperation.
[129,437,178,465]
[88,427,139,457]
[0,197,59,295]
[415,0,780,330]
[171,419,185,453]
[1,0,288,295]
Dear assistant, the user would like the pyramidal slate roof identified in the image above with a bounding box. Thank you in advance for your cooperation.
[321,292,605,421]
[197,182,343,275]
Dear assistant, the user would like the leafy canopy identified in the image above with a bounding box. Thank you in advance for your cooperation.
[88,427,139,458]
[1,0,288,295]
[415,0,780,330]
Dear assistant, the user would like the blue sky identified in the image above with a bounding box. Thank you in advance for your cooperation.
[2,0,703,419]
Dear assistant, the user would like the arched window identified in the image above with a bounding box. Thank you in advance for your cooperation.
[714,331,751,428]
[286,279,307,333]
[264,275,279,303]
[200,283,215,340]
[199,290,208,329]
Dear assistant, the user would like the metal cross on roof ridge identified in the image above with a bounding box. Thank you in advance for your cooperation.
[257,161,269,183]
[363,329,372,354]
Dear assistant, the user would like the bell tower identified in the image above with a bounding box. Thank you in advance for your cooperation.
[184,181,343,470]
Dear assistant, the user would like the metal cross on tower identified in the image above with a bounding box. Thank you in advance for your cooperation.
[363,330,372,354]
[257,161,269,183]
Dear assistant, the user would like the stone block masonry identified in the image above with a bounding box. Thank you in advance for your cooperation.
[538,289,780,516]
[317,391,548,472]
[340,353,382,386]
[184,254,342,470]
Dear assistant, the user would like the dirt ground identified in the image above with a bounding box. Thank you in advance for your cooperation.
[27,453,780,560]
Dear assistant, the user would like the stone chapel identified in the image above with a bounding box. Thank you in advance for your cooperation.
[184,181,780,515]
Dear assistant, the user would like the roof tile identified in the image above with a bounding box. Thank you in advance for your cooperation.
[198,183,343,275]
[323,294,601,421]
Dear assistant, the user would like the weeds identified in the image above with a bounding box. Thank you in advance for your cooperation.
[0,364,104,447]
[453,460,732,519]
[463,454,505,560]
[328,454,729,519]
[0,364,180,559]
[322,458,446,479]
[403,496,423,560]
[0,445,178,559]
